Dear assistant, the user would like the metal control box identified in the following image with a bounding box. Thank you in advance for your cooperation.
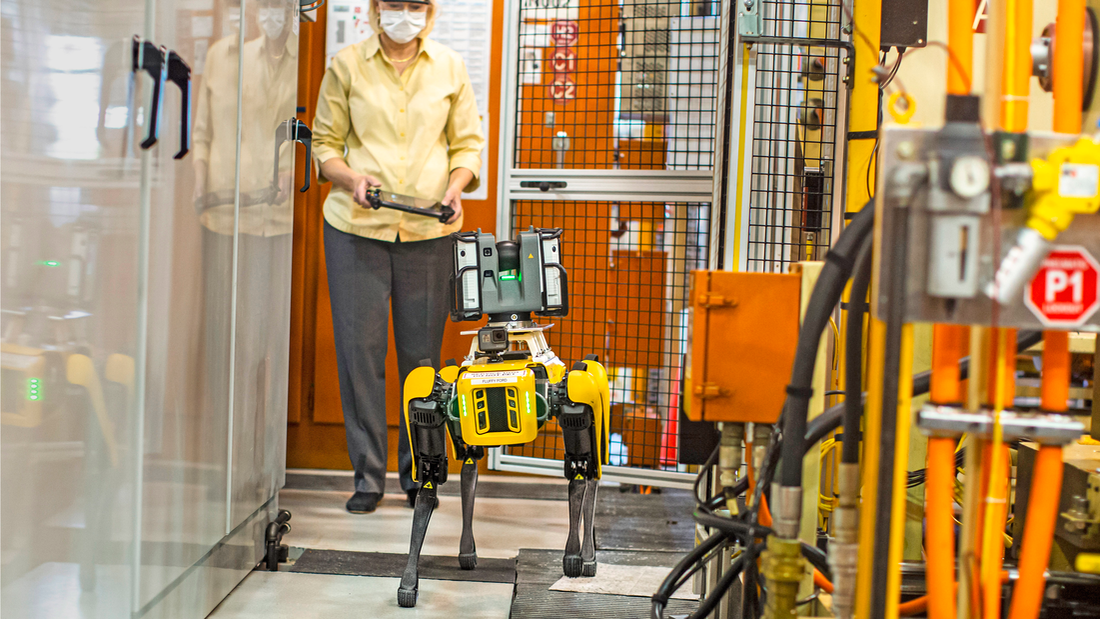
[685,271,801,423]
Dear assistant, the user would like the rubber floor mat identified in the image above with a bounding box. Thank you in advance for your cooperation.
[510,548,700,618]
[289,549,516,583]
[594,488,697,553]
[285,472,568,501]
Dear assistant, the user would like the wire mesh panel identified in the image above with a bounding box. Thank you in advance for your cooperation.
[512,0,721,170]
[745,0,844,273]
[504,201,710,473]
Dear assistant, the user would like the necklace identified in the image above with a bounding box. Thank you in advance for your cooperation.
[382,48,417,63]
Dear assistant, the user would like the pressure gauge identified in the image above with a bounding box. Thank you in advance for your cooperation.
[949,156,991,198]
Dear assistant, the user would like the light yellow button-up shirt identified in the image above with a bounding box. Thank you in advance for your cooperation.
[313,35,485,242]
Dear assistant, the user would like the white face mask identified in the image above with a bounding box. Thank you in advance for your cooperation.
[259,7,286,39]
[379,8,427,45]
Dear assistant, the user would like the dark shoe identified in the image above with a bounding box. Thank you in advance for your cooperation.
[406,488,440,509]
[346,492,381,514]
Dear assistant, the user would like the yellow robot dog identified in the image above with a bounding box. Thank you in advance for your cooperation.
[397,227,610,608]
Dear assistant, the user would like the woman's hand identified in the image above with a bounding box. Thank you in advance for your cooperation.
[441,185,463,224]
[442,168,474,224]
[319,158,381,206]
[352,174,383,207]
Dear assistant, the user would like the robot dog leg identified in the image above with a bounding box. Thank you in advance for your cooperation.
[559,359,610,578]
[398,364,451,608]
[451,439,484,570]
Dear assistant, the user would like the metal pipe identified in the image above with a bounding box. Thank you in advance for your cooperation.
[931,325,968,406]
[947,0,974,95]
[1053,0,1086,133]
[980,329,1013,619]
[718,423,745,513]
[1000,0,1034,132]
[925,437,959,619]
[1008,445,1065,619]
[1041,332,1072,412]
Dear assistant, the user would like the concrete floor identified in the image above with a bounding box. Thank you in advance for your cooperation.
[208,572,514,618]
[277,488,572,558]
[209,474,574,617]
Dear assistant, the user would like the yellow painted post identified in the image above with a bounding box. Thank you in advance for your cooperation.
[848,0,882,617]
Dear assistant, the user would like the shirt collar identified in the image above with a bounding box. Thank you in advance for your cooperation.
[362,34,435,62]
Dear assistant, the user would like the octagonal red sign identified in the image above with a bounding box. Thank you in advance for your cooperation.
[1024,246,1100,326]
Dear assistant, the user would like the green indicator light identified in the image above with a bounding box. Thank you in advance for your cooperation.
[460,395,468,417]
[27,377,42,401]
[36,260,61,267]
[499,274,517,281]
[525,391,531,414]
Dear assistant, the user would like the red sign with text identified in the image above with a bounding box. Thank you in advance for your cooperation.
[1025,247,1100,326]
[551,47,577,74]
[550,20,579,46]
[549,76,576,103]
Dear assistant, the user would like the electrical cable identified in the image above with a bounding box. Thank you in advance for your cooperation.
[693,443,720,507]
[685,546,761,619]
[779,199,875,489]
[652,531,729,619]
[801,542,832,581]
[843,235,873,464]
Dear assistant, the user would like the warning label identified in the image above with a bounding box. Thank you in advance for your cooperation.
[1058,163,1100,198]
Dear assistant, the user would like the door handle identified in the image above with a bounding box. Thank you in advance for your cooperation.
[292,120,312,193]
[519,181,567,192]
[166,50,191,159]
[131,37,166,150]
[274,119,314,194]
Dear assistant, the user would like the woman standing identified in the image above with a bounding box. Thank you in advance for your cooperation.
[312,0,484,514]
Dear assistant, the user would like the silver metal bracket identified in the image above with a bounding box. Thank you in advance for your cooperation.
[916,403,1084,444]
[737,0,762,37]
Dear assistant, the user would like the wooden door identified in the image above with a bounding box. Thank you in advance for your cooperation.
[286,5,506,474]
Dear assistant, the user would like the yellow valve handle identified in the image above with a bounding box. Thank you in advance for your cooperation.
[1076,553,1100,574]
[887,91,916,124]
[1028,137,1100,240]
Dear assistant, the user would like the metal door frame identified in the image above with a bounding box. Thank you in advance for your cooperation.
[488,0,747,489]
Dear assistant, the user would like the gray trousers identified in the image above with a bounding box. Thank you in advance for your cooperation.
[323,221,452,494]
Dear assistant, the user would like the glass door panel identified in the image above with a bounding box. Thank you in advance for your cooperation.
[229,0,298,526]
[136,0,240,610]
[0,0,147,615]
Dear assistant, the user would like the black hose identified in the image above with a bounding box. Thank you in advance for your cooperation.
[779,201,875,488]
[801,542,832,581]
[651,531,729,619]
[693,510,774,543]
[693,443,719,506]
[686,544,764,619]
[842,236,873,464]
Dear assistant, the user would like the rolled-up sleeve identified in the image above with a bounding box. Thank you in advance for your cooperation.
[312,58,352,184]
[445,61,485,193]
[191,52,215,165]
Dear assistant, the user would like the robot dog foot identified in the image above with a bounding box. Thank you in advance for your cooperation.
[397,587,418,609]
